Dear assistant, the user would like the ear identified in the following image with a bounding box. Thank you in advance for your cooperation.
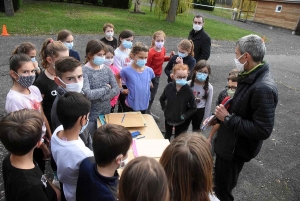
[115,154,123,165]
[54,77,65,88]
[46,56,53,65]
[9,70,18,80]
[129,52,134,60]
[36,139,43,148]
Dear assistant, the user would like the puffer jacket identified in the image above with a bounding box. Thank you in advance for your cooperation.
[188,28,211,62]
[214,62,278,162]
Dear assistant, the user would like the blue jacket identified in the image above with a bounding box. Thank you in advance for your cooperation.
[70,49,80,61]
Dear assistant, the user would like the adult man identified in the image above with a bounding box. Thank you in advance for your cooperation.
[188,14,211,61]
[212,34,278,201]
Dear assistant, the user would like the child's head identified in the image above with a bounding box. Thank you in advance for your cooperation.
[92,124,132,169]
[226,68,239,98]
[160,133,213,201]
[103,23,115,38]
[9,54,36,88]
[57,29,74,50]
[54,57,83,93]
[130,42,149,68]
[0,109,43,156]
[118,30,134,48]
[151,30,166,48]
[172,64,189,85]
[191,60,211,98]
[85,39,108,65]
[12,42,37,62]
[57,92,91,131]
[104,45,115,66]
[119,156,169,201]
[177,39,194,58]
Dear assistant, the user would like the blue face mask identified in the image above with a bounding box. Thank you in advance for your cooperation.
[93,56,105,65]
[177,52,187,58]
[196,72,208,82]
[31,57,36,63]
[122,40,133,49]
[136,59,147,67]
[80,118,89,134]
[64,42,73,50]
[176,79,187,86]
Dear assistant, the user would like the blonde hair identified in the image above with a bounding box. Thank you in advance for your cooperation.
[178,39,194,57]
[151,30,166,48]
[129,42,149,58]
[103,23,114,32]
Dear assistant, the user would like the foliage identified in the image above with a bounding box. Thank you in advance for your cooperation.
[0,0,22,12]
[154,0,193,16]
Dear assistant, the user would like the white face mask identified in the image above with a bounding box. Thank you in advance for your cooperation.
[234,53,247,72]
[118,156,128,169]
[193,24,202,31]
[104,58,114,66]
[105,31,114,38]
[57,77,83,93]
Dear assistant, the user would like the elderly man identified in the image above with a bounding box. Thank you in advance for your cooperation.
[188,14,211,61]
[211,34,278,201]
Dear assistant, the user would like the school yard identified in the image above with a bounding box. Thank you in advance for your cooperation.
[0,13,300,200]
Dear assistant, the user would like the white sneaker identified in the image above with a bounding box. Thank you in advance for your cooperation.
[52,177,61,189]
[150,112,160,121]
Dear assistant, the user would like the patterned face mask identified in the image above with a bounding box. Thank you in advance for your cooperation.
[14,71,35,88]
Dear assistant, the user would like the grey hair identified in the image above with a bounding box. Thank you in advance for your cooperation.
[193,14,205,23]
[236,34,266,62]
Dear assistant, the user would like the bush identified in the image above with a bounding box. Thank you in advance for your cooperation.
[0,0,22,12]
[194,0,215,11]
[160,0,188,14]
[103,0,132,9]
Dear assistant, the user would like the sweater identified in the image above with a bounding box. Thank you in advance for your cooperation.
[188,28,211,61]
[146,47,170,76]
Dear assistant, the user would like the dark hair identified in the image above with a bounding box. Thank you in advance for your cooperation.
[0,109,43,156]
[119,156,170,201]
[160,133,213,201]
[12,42,36,55]
[55,56,81,78]
[228,68,239,82]
[130,42,149,57]
[190,60,211,99]
[193,14,205,23]
[40,38,68,69]
[106,45,115,55]
[57,92,91,130]
[57,29,72,41]
[118,30,134,46]
[9,53,32,72]
[103,23,114,32]
[85,40,108,63]
[93,124,132,167]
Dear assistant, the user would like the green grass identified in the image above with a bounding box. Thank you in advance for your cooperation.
[0,1,255,40]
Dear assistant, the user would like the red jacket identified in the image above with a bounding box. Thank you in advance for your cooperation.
[146,47,170,76]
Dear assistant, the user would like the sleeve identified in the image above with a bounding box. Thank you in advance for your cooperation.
[113,52,123,70]
[6,98,26,113]
[20,185,49,201]
[216,89,226,106]
[33,77,46,95]
[164,56,175,78]
[82,67,110,101]
[227,86,278,140]
[31,86,43,103]
[188,57,196,72]
[182,89,197,119]
[100,68,120,101]
[146,49,154,67]
[203,84,213,122]
[149,68,155,80]
[74,51,81,62]
[199,36,211,61]
[163,48,170,62]
[159,86,167,111]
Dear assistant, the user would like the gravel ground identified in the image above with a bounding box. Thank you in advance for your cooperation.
[0,11,300,200]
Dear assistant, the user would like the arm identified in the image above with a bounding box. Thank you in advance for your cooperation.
[41,105,52,139]
[159,86,167,111]
[164,57,175,77]
[203,84,213,122]
[113,54,123,70]
[188,57,196,72]
[101,69,120,100]
[20,185,50,201]
[182,90,197,119]
[207,124,220,143]
[146,49,154,67]
[199,37,211,60]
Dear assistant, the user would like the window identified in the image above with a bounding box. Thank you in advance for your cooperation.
[275,5,282,12]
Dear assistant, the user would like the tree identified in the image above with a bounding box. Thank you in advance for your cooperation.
[166,0,178,22]
[134,0,142,12]
[4,0,14,16]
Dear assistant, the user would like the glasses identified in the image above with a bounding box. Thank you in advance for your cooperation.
[193,21,202,25]
[174,75,188,79]
[225,86,237,91]
[197,70,208,74]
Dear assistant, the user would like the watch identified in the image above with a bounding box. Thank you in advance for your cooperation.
[224,114,232,124]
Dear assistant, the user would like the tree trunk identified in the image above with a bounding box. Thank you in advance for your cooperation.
[134,0,141,12]
[4,0,14,16]
[166,0,178,22]
[150,0,154,12]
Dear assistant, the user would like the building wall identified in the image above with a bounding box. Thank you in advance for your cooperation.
[254,1,300,30]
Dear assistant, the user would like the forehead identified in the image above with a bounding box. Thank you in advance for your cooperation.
[198,66,208,72]
[105,52,114,57]
[175,69,188,75]
[54,50,69,60]
[105,27,114,31]
[65,35,73,41]
[177,46,188,53]
[135,51,148,57]
[28,49,36,56]
[18,61,35,71]
[155,35,164,40]
[60,66,82,77]
[235,46,241,54]
[228,80,238,86]
[194,17,203,23]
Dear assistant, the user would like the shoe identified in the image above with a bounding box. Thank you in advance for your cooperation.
[150,112,160,121]
[52,177,61,189]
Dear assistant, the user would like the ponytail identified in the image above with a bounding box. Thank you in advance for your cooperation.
[12,42,36,55]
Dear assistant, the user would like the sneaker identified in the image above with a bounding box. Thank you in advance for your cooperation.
[52,177,61,189]
[150,112,160,121]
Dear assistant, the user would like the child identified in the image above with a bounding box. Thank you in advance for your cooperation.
[164,39,196,83]
[207,68,239,144]
[82,40,119,135]
[104,45,121,112]
[118,156,170,201]
[12,42,41,76]
[76,124,132,201]
[51,92,94,201]
[57,29,81,61]
[100,23,118,49]
[185,60,213,132]
[34,38,69,132]
[116,42,155,114]
[159,64,197,140]
[113,30,134,112]
[5,54,52,169]
[0,109,60,201]
[146,30,174,116]
[160,133,219,201]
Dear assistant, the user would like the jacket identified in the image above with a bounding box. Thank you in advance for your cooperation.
[188,29,211,62]
[214,62,278,162]
[160,82,197,124]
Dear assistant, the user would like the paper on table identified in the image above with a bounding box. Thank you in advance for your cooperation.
[132,139,170,158]
[104,112,147,127]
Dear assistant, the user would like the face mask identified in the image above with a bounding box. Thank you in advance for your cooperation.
[80,118,89,134]
[118,157,129,169]
[177,52,187,58]
[193,24,203,31]
[196,72,208,82]
[31,57,36,63]
[234,53,247,72]
[93,56,105,66]
[104,58,114,66]
[176,79,187,86]
[122,40,133,49]
[57,77,83,93]
[155,41,164,49]
[227,89,236,98]
[63,42,73,50]
[14,72,36,88]
[105,31,114,38]
[136,59,147,67]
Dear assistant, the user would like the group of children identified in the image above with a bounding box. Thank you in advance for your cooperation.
[0,22,241,201]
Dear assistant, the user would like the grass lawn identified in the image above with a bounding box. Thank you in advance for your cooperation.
[0,1,255,40]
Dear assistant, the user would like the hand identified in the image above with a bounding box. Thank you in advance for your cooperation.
[202,115,217,127]
[207,137,212,145]
[106,84,111,89]
[33,61,39,68]
[170,51,175,58]
[121,89,129,95]
[175,56,183,64]
[215,104,229,122]
[150,82,154,88]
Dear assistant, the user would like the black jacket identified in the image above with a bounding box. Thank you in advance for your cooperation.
[214,62,278,162]
[188,29,211,62]
[160,82,197,124]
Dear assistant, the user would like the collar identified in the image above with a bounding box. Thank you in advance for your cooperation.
[239,61,265,76]
[93,164,119,186]
[238,61,268,84]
